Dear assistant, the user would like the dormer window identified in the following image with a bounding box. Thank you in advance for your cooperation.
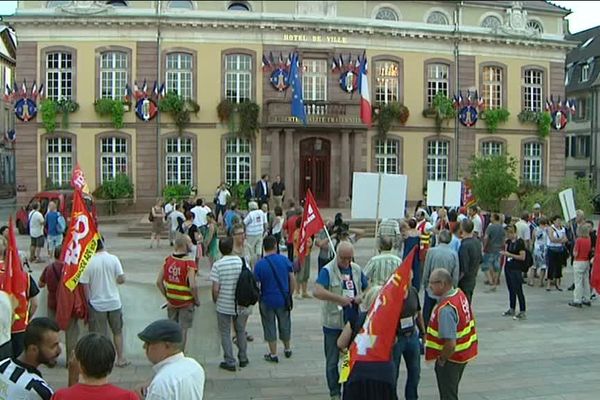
[106,0,128,6]
[581,63,590,82]
[228,2,250,11]
[375,7,399,21]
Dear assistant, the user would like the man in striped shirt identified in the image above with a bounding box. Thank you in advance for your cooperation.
[363,236,403,286]
[377,218,401,253]
[0,317,60,400]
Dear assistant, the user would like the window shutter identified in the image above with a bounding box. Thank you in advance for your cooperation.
[571,137,577,157]
[565,136,570,158]
[585,136,591,157]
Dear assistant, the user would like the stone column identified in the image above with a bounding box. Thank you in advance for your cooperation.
[339,130,351,206]
[284,129,294,203]
[270,129,280,179]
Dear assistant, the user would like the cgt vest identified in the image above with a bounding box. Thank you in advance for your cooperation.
[417,220,431,260]
[162,255,196,308]
[320,260,364,330]
[425,288,478,364]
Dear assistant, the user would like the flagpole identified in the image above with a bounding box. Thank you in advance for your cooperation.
[373,172,383,255]
[323,223,337,260]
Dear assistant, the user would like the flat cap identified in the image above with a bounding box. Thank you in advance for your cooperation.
[533,203,541,209]
[138,319,183,343]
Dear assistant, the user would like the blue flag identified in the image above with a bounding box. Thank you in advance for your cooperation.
[289,52,307,125]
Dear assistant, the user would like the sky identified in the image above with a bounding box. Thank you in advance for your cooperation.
[0,1,598,34]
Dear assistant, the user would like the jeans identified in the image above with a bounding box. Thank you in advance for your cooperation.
[392,331,421,400]
[434,360,467,400]
[423,291,437,326]
[324,331,342,396]
[573,260,591,303]
[215,204,226,222]
[217,311,249,366]
[505,268,526,312]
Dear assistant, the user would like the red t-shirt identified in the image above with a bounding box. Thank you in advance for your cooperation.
[574,237,592,261]
[52,383,138,400]
[284,215,299,244]
[40,261,64,311]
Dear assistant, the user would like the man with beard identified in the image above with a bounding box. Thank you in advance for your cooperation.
[0,317,61,399]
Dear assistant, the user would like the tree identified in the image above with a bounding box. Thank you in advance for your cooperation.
[468,154,518,212]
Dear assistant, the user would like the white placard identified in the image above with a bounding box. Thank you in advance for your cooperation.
[559,188,577,221]
[351,172,407,219]
[427,180,462,208]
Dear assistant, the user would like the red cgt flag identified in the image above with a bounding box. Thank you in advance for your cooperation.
[340,247,415,383]
[70,162,90,195]
[298,189,325,264]
[591,237,600,294]
[0,217,29,325]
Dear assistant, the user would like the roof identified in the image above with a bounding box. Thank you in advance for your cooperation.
[566,25,600,92]
[467,1,571,15]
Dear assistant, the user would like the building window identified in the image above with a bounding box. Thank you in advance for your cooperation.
[523,142,543,185]
[224,54,252,103]
[375,139,399,174]
[168,0,193,9]
[581,63,590,82]
[481,141,503,156]
[375,7,398,21]
[572,135,591,158]
[302,59,328,101]
[426,63,449,106]
[576,97,588,120]
[100,51,128,100]
[228,1,250,11]
[374,61,399,105]
[100,137,127,183]
[106,0,128,6]
[482,66,503,109]
[527,20,543,34]
[481,15,501,29]
[46,52,73,101]
[46,137,72,188]
[166,52,193,100]
[165,137,192,186]
[523,69,543,112]
[427,11,449,25]
[427,140,448,181]
[47,0,70,7]
[225,137,251,185]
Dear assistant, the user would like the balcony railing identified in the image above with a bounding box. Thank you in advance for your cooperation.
[264,99,364,128]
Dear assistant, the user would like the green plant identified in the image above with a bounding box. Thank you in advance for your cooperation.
[217,99,233,123]
[423,93,456,134]
[231,182,250,210]
[95,98,125,129]
[56,98,79,129]
[40,99,58,134]
[162,184,193,203]
[159,91,200,133]
[518,110,552,138]
[374,102,410,136]
[481,107,510,133]
[95,173,134,215]
[216,100,260,138]
[518,177,593,218]
[469,154,519,212]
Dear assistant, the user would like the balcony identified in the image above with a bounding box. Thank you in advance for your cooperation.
[264,99,365,129]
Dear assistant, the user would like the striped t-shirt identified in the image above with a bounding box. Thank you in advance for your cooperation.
[0,358,53,400]
[210,255,244,315]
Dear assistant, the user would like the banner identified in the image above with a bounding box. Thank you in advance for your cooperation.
[462,178,476,208]
[298,189,325,264]
[0,217,28,323]
[60,189,100,291]
[340,247,415,383]
[70,162,90,194]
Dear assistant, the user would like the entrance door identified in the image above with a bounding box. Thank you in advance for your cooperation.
[299,138,330,207]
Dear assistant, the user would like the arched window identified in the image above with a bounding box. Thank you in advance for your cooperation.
[426,140,449,181]
[224,53,253,103]
[166,52,193,99]
[47,1,70,7]
[426,63,449,106]
[527,20,543,34]
[106,0,128,6]
[523,68,544,112]
[228,2,250,11]
[482,65,504,109]
[165,137,193,186]
[427,11,449,25]
[225,137,252,185]
[100,136,128,183]
[100,51,128,100]
[46,51,73,101]
[46,137,73,188]
[481,141,503,156]
[481,15,501,29]
[523,142,543,185]
[168,0,193,9]
[375,7,398,21]
[375,139,400,174]
[374,60,399,105]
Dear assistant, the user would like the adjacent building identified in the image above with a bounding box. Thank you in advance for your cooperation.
[0,26,16,198]
[7,0,573,209]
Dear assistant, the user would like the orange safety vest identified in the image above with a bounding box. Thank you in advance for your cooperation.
[11,274,30,334]
[425,288,478,364]
[162,255,196,308]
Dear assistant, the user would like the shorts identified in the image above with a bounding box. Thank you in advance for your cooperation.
[259,301,291,343]
[167,305,195,329]
[30,236,45,248]
[47,235,63,248]
[481,252,501,272]
[88,306,123,336]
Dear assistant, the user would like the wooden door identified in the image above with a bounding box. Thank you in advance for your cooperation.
[299,138,330,207]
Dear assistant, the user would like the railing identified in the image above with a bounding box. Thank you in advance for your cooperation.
[264,99,364,128]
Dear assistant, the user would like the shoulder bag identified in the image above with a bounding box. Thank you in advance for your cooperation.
[265,256,293,311]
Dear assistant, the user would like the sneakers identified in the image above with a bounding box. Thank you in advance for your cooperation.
[219,362,236,372]
[502,309,515,317]
[513,312,527,320]
[284,349,293,358]
[264,354,279,363]
[239,360,249,368]
[569,302,583,308]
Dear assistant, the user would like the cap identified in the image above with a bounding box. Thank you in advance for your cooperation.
[138,319,183,343]
[533,203,541,209]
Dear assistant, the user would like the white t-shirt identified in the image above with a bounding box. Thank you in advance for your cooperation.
[272,216,284,235]
[0,291,12,346]
[29,210,44,238]
[471,214,483,236]
[146,353,205,400]
[191,206,210,227]
[170,210,185,231]
[516,219,531,242]
[209,255,243,315]
[79,251,124,312]
[244,210,265,236]
[164,203,175,217]
[217,190,230,206]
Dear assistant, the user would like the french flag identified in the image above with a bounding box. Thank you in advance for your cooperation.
[357,52,372,127]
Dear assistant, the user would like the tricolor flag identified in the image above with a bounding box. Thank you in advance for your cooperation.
[20,79,26,96]
[357,52,372,126]
[261,54,270,71]
[124,83,132,102]
[591,237,600,294]
[3,84,11,102]
[0,218,29,326]
[31,81,37,98]
[340,248,415,383]
[153,81,159,97]
[70,162,90,195]
[142,79,148,93]
[298,189,325,264]
[159,83,166,98]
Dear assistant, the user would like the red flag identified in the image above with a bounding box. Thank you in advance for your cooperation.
[340,247,415,382]
[298,189,325,264]
[70,162,90,194]
[591,237,600,294]
[0,218,29,329]
[462,178,476,208]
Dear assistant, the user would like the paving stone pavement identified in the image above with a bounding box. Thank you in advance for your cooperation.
[15,223,600,400]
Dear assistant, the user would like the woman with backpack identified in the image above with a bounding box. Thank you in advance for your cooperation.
[500,225,527,320]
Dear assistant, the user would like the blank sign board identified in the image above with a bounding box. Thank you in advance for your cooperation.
[351,172,407,219]
[559,188,576,221]
[426,180,463,208]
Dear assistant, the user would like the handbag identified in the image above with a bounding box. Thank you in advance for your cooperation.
[265,256,293,311]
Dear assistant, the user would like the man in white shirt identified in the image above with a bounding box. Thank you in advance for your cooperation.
[79,238,129,367]
[469,206,483,239]
[0,290,15,360]
[191,199,211,236]
[136,319,205,400]
[244,201,266,267]
[28,202,45,263]
[215,183,231,225]
[164,198,176,246]
[515,211,532,249]
[169,203,185,244]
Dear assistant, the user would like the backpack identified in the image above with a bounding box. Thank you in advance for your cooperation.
[57,213,67,234]
[522,248,534,273]
[235,257,259,310]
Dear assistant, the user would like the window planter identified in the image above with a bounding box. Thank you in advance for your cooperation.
[216,99,260,139]
[159,91,200,134]
[373,102,410,137]
[517,110,551,138]
[422,92,456,134]
[94,99,126,129]
[480,108,510,134]
[40,98,80,134]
